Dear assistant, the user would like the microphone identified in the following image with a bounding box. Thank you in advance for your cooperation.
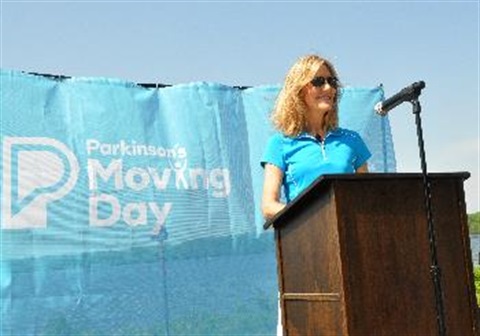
[375,81,426,116]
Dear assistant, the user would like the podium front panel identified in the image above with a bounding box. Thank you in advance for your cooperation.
[335,178,438,334]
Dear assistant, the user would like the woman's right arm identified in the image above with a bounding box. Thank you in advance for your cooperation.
[261,163,286,219]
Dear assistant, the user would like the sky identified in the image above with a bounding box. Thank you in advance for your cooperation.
[1,1,479,213]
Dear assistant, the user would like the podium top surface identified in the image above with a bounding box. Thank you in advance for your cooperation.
[263,172,470,230]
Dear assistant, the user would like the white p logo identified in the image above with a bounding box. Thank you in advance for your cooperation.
[1,137,79,229]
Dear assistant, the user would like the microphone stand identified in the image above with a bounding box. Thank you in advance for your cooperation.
[411,90,447,336]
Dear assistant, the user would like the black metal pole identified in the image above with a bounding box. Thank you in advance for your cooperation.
[160,238,170,336]
[412,98,447,336]
[154,228,170,336]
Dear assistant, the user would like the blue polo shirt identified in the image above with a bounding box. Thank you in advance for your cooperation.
[261,127,371,202]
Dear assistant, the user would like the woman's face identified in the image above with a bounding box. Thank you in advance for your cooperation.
[301,64,337,127]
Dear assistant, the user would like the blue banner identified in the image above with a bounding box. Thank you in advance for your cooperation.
[0,69,394,334]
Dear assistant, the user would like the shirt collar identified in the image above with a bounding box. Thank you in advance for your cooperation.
[295,128,342,140]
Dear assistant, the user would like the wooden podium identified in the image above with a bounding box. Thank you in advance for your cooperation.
[265,173,478,335]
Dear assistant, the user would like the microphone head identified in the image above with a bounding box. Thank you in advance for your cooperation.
[415,81,426,90]
[374,102,387,116]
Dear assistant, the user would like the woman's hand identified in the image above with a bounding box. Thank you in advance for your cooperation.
[356,163,369,173]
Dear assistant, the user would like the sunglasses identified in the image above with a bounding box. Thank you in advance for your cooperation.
[310,76,339,89]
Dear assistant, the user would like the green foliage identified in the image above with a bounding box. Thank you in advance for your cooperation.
[468,212,480,234]
[475,266,480,305]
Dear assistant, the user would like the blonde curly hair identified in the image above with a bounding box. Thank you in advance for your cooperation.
[271,54,341,137]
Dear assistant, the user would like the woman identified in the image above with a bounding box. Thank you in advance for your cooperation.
[261,54,371,219]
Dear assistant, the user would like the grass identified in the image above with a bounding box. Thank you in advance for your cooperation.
[468,212,480,234]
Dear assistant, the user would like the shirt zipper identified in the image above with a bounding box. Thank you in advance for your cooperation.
[314,134,328,160]
[311,133,330,160]
[320,140,327,160]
